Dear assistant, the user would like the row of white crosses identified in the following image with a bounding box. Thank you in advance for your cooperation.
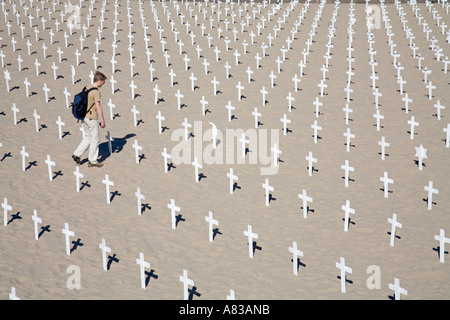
[2,0,448,299]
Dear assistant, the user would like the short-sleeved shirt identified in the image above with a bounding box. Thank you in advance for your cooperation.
[85,86,101,120]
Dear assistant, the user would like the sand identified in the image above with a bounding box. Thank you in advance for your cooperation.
[0,0,449,300]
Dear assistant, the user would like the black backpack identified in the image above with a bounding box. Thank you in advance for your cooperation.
[71,86,98,121]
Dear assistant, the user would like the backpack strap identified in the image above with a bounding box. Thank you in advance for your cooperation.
[85,87,99,114]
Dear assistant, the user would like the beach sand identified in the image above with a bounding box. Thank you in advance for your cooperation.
[0,0,449,300]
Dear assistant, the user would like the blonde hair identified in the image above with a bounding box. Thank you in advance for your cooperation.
[93,71,107,82]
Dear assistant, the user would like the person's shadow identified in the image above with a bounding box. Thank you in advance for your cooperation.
[98,133,136,161]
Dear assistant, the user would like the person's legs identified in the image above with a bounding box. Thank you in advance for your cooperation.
[73,120,91,159]
[85,118,100,164]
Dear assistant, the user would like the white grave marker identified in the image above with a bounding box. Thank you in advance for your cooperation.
[62,223,74,256]
[205,211,218,242]
[388,213,402,247]
[99,238,111,271]
[179,269,194,300]
[288,241,303,276]
[336,257,352,293]
[136,252,150,289]
[434,229,450,263]
[244,225,258,258]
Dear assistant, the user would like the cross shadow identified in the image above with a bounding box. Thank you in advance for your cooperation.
[252,240,262,256]
[99,133,136,162]
[145,269,159,287]
[176,214,185,228]
[432,246,449,262]
[70,238,84,254]
[107,253,119,270]
[188,286,201,300]
[39,225,51,239]
[8,212,22,225]
[213,227,222,241]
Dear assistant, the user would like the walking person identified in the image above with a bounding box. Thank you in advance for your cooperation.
[72,71,107,167]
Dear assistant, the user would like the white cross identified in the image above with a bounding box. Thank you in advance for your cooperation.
[131,105,140,127]
[408,116,419,140]
[336,257,352,293]
[226,101,235,122]
[20,146,29,172]
[373,109,384,131]
[153,84,161,104]
[62,223,74,256]
[74,166,83,192]
[169,69,176,86]
[179,269,194,300]
[246,66,253,84]
[168,198,180,229]
[342,200,355,232]
[298,189,313,219]
[161,148,171,173]
[189,73,197,91]
[32,210,42,241]
[380,171,394,198]
[292,74,301,92]
[11,103,19,125]
[270,70,277,88]
[56,116,65,140]
[51,62,58,80]
[435,229,450,263]
[99,238,111,271]
[64,87,71,108]
[135,187,146,216]
[434,100,445,120]
[305,151,317,176]
[389,278,407,300]
[175,90,184,110]
[260,86,268,106]
[388,213,402,247]
[244,225,258,258]
[252,107,261,128]
[262,178,274,207]
[156,111,165,134]
[415,144,427,171]
[286,92,295,112]
[343,128,355,152]
[43,83,50,103]
[236,81,244,101]
[426,81,436,100]
[129,81,137,100]
[9,287,20,300]
[110,76,117,94]
[2,198,12,227]
[136,252,150,289]
[313,97,323,118]
[288,241,303,276]
[311,120,321,144]
[182,118,192,141]
[378,136,390,160]
[200,96,208,116]
[45,155,55,181]
[23,77,30,97]
[227,168,238,194]
[102,174,114,204]
[271,144,282,167]
[341,160,354,188]
[373,88,382,108]
[443,124,450,148]
[318,80,327,97]
[192,157,202,182]
[211,77,219,95]
[205,211,219,242]
[240,134,249,158]
[424,181,439,211]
